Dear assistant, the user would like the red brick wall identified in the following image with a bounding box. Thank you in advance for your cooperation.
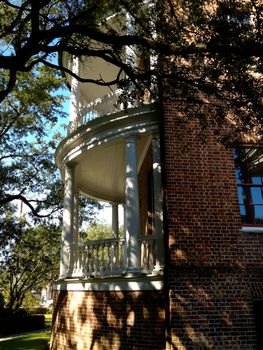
[50,290,165,350]
[162,100,262,349]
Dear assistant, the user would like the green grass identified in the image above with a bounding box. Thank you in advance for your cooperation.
[0,314,52,350]
[0,332,50,350]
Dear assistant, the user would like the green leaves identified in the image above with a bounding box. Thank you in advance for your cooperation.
[0,223,61,312]
[0,64,67,217]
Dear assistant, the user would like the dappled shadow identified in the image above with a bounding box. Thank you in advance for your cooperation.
[161,116,261,349]
[167,266,257,350]
[50,286,165,350]
[89,291,165,350]
[50,290,77,350]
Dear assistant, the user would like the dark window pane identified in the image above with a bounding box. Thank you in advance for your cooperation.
[238,186,263,206]
[234,148,263,226]
[240,205,263,225]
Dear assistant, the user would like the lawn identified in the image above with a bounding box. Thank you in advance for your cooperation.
[0,332,50,350]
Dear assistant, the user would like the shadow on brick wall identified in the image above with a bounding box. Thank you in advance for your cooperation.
[50,289,165,350]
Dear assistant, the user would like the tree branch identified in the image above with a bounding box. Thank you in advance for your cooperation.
[0,192,59,217]
[0,70,17,103]
[39,58,123,86]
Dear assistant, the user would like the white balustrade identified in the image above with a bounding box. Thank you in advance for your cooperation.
[68,89,123,134]
[68,237,125,277]
[67,235,157,278]
[140,235,156,273]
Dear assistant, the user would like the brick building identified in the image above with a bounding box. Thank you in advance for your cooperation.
[50,9,263,350]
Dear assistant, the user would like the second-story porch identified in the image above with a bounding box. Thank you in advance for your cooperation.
[56,95,164,281]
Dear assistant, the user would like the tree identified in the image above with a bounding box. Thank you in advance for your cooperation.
[0,59,103,219]
[81,223,113,243]
[81,222,124,243]
[0,222,60,312]
[0,64,67,218]
[0,0,262,140]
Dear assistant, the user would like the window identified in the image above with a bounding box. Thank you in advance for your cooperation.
[234,148,263,226]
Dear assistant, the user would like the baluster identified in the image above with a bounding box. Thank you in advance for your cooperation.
[148,239,153,271]
[107,243,111,272]
[142,240,147,270]
[119,240,125,272]
[77,246,81,274]
[88,245,92,275]
[81,246,85,276]
[152,237,156,268]
[77,246,81,275]
[89,245,94,275]
[101,243,105,274]
[112,241,117,272]
[95,244,99,276]
[82,246,87,276]
[74,246,78,274]
[69,246,74,276]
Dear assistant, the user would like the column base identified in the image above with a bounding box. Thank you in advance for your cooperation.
[124,268,143,277]
[152,266,164,276]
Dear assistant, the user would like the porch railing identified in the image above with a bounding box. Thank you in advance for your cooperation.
[140,235,156,273]
[67,235,156,278]
[68,89,123,134]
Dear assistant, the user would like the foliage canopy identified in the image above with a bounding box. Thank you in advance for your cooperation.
[0,0,261,139]
[0,223,60,312]
[0,65,66,217]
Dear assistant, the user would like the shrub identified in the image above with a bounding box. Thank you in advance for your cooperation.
[0,313,45,336]
[22,306,49,315]
[0,292,5,310]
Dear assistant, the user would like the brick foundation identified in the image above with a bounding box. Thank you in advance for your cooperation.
[50,290,166,350]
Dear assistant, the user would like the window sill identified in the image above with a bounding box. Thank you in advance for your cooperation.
[240,226,263,233]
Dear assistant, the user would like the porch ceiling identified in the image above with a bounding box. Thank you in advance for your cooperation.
[74,135,151,203]
[56,104,159,203]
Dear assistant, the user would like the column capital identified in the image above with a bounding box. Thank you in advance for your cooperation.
[125,134,138,143]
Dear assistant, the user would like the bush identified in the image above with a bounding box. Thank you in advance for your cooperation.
[22,306,49,315]
[0,292,5,310]
[0,313,45,336]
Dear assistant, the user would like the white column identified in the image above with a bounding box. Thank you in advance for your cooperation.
[73,191,79,245]
[69,56,80,129]
[152,135,164,273]
[59,163,76,279]
[125,135,141,274]
[112,203,119,237]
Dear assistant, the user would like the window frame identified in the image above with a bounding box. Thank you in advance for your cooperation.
[234,147,263,229]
